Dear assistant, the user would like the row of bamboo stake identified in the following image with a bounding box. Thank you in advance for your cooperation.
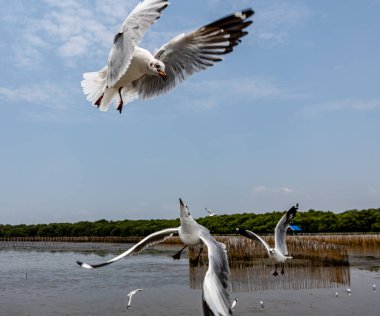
[1,234,379,266]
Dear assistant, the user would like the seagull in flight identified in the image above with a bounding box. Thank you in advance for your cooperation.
[237,203,299,276]
[205,207,218,217]
[77,198,233,315]
[231,297,238,311]
[127,289,143,309]
[81,0,254,113]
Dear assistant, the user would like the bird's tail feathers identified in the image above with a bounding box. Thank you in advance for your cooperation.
[82,69,139,112]
[81,67,110,110]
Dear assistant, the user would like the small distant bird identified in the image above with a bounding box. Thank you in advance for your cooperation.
[81,0,254,114]
[127,289,143,309]
[237,203,299,276]
[346,288,351,295]
[231,298,238,310]
[205,208,218,217]
[373,284,376,291]
[335,291,339,297]
[260,300,264,309]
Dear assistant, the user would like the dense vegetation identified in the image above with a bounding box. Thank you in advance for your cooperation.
[0,208,379,238]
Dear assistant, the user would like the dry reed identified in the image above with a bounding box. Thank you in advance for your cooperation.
[188,235,361,266]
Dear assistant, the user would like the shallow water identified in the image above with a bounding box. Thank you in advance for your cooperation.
[0,242,379,315]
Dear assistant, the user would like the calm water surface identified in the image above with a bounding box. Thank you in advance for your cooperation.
[0,242,379,315]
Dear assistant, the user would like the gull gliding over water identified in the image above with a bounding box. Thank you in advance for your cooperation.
[127,289,143,309]
[81,0,254,113]
[237,203,298,276]
[77,198,233,316]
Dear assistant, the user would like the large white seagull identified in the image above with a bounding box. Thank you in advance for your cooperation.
[81,0,254,113]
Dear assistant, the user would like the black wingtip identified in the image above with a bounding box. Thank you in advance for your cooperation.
[236,228,248,237]
[286,203,299,222]
[76,261,83,267]
[242,8,255,19]
[290,203,299,212]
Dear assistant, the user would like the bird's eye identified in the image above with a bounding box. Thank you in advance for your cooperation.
[155,64,160,69]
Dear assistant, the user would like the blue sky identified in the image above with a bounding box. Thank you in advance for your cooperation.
[1,0,379,224]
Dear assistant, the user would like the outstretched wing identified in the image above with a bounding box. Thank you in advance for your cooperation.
[133,9,254,98]
[199,229,232,316]
[76,227,179,269]
[236,228,271,253]
[274,203,299,255]
[107,0,169,87]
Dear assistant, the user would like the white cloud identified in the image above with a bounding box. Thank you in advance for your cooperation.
[0,83,66,109]
[58,35,91,58]
[6,0,311,69]
[0,82,86,122]
[251,185,295,195]
[8,0,141,68]
[298,98,380,118]
[248,185,301,212]
[252,185,268,193]
[255,1,312,45]
[175,76,301,111]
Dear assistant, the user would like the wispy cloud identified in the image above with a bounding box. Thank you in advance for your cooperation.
[0,83,67,110]
[248,184,302,212]
[8,0,140,68]
[255,1,312,45]
[251,185,296,195]
[0,82,88,122]
[4,0,312,69]
[175,76,301,111]
[297,98,380,118]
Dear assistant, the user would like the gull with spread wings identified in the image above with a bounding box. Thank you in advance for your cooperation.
[77,198,233,315]
[237,203,299,276]
[127,288,143,309]
[82,0,254,113]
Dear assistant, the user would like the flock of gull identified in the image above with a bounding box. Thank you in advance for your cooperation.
[77,198,299,314]
[77,0,325,315]
[77,0,301,314]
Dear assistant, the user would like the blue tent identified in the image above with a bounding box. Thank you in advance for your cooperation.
[289,225,302,232]
[289,225,302,231]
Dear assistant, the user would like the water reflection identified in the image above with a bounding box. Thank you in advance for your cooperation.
[190,258,350,292]
[0,241,351,292]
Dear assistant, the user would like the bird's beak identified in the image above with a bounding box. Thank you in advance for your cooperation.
[158,70,167,81]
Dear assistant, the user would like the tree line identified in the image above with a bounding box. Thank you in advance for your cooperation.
[1,208,379,238]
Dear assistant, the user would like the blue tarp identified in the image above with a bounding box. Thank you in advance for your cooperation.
[289,225,302,231]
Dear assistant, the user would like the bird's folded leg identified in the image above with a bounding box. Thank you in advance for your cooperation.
[116,87,124,114]
[281,263,285,275]
[273,264,279,276]
[172,245,187,260]
[95,94,104,108]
